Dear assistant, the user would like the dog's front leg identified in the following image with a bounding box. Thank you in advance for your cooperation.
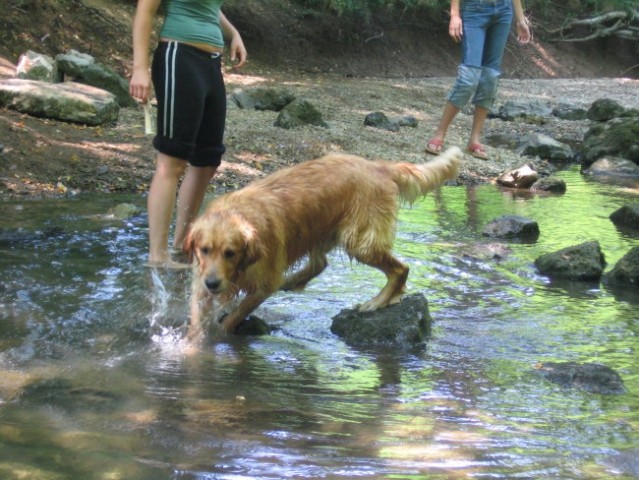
[188,279,214,344]
[219,290,270,333]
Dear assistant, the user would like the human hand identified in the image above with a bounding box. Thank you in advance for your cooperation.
[449,15,463,43]
[516,19,531,44]
[129,69,152,103]
[229,35,247,69]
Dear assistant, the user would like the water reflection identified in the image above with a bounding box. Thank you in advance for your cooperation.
[0,167,638,479]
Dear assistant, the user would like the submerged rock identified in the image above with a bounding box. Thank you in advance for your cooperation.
[482,215,540,240]
[534,362,627,395]
[330,293,431,348]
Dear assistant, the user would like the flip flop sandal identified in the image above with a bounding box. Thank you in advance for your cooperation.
[466,143,489,160]
[424,139,444,155]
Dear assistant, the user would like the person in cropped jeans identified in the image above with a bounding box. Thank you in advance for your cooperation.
[425,0,531,160]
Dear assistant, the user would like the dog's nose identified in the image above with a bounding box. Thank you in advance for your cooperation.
[205,277,222,292]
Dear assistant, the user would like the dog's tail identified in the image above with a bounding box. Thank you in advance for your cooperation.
[391,146,462,204]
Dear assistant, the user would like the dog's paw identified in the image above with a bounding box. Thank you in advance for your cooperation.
[358,300,381,312]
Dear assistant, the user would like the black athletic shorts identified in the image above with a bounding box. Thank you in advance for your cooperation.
[151,41,226,167]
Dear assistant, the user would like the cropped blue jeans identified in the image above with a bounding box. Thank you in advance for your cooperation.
[447,0,514,109]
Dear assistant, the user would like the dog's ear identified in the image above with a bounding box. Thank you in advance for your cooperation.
[238,223,262,271]
[183,227,197,263]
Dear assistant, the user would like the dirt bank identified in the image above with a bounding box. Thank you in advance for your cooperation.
[1,0,638,199]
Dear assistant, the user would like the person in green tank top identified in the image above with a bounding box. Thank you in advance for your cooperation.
[130,0,247,268]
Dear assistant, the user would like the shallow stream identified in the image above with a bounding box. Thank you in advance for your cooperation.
[1,167,638,479]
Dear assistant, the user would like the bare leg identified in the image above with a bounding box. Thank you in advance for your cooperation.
[172,165,217,250]
[468,105,489,148]
[429,101,461,145]
[147,153,187,264]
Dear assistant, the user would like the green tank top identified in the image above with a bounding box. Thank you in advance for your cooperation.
[160,0,225,48]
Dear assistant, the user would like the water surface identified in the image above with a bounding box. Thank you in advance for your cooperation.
[1,167,638,479]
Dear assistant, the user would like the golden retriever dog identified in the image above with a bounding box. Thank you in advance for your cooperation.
[184,147,462,342]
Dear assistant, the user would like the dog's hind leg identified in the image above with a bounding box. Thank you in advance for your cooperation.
[281,252,328,291]
[356,252,409,312]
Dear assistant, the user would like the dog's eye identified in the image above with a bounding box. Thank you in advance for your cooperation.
[223,249,236,259]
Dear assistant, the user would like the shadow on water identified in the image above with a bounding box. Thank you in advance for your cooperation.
[0,166,638,479]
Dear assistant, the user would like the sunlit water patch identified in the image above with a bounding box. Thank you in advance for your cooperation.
[0,167,638,479]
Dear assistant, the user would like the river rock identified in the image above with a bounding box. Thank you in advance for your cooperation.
[230,87,295,111]
[492,100,553,123]
[534,240,606,281]
[610,203,639,230]
[0,79,119,125]
[16,50,57,82]
[518,133,574,162]
[364,112,400,132]
[482,215,540,240]
[605,450,639,478]
[55,50,136,107]
[582,117,639,166]
[106,203,140,220]
[586,98,626,122]
[21,377,120,411]
[603,246,639,289]
[394,115,418,128]
[496,164,539,188]
[552,103,587,120]
[531,176,567,193]
[582,156,639,178]
[534,362,627,394]
[274,98,327,129]
[330,293,431,348]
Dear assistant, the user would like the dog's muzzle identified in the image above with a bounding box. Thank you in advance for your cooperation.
[204,276,223,293]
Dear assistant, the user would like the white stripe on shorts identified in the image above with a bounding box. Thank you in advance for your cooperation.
[163,42,178,139]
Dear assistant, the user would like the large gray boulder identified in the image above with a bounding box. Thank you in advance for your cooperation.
[330,293,431,348]
[534,240,606,282]
[55,50,136,107]
[16,50,57,82]
[0,79,119,125]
